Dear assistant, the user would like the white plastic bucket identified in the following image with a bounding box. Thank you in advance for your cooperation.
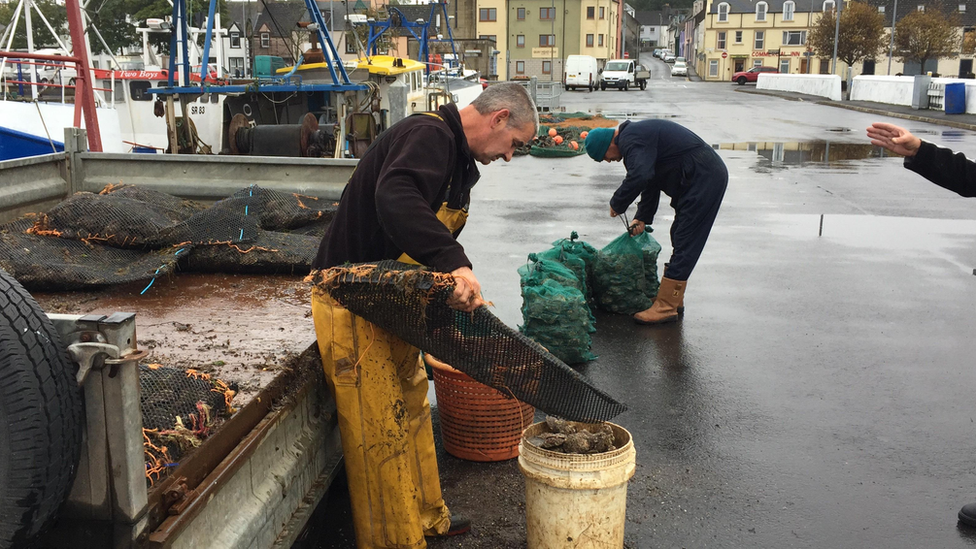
[518,421,636,548]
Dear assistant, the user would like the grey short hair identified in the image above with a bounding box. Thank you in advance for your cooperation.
[471,83,539,132]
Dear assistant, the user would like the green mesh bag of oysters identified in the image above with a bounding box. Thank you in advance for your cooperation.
[518,230,663,363]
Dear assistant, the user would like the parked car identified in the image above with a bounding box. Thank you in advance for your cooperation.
[663,52,676,63]
[675,57,686,64]
[564,54,599,91]
[732,65,779,85]
[600,59,650,91]
[652,48,663,58]
[671,61,688,77]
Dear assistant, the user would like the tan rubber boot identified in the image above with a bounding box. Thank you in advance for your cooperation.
[635,277,685,325]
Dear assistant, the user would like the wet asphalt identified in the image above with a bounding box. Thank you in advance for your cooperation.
[312,56,976,548]
[450,55,976,548]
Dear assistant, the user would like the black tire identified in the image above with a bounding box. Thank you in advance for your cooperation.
[639,80,646,90]
[622,81,629,91]
[737,76,747,85]
[0,268,82,548]
[600,82,606,91]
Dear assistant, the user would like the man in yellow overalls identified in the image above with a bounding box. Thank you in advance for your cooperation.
[310,83,538,548]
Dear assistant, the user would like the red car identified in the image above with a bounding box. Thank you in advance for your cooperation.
[732,66,779,85]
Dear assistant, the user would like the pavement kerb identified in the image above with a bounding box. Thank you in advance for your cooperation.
[816,101,976,132]
[734,87,976,132]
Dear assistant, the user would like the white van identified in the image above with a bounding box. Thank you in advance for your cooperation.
[564,54,598,91]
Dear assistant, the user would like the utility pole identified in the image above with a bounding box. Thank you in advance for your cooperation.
[830,0,841,75]
[886,0,897,75]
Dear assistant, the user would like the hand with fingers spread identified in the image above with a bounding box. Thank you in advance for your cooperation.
[867,122,922,157]
[448,266,485,312]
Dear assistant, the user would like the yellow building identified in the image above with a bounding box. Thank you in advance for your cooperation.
[477,0,509,79]
[699,0,838,81]
[579,0,620,62]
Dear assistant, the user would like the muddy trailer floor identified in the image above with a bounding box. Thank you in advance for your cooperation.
[34,272,316,408]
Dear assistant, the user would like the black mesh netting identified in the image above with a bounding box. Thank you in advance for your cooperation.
[312,261,626,422]
[139,363,236,485]
[0,184,337,290]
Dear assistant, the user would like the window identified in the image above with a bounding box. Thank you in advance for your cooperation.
[961,4,967,12]
[717,31,726,49]
[543,60,552,73]
[756,2,767,21]
[517,35,525,47]
[540,7,555,19]
[230,57,245,77]
[782,30,806,45]
[517,7,526,19]
[917,4,924,11]
[480,34,497,42]
[346,32,357,53]
[753,59,763,68]
[540,34,555,46]
[754,30,764,49]
[735,30,743,43]
[129,81,152,101]
[783,1,794,20]
[516,60,525,74]
[598,34,604,46]
[586,34,594,46]
[103,80,124,101]
[230,31,241,48]
[717,2,730,22]
[260,32,270,48]
[480,8,497,21]
[878,5,885,12]
[823,0,834,11]
[779,59,790,73]
[587,6,595,18]
[709,59,718,76]
[600,7,605,18]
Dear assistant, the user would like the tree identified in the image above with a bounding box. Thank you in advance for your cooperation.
[87,0,144,55]
[0,0,69,50]
[808,1,887,70]
[895,9,959,74]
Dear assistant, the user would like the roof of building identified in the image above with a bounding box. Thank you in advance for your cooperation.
[636,10,667,25]
[254,2,311,37]
[709,0,976,23]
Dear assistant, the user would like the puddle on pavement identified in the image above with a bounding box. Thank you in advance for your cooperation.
[765,213,976,273]
[597,111,680,120]
[713,141,891,169]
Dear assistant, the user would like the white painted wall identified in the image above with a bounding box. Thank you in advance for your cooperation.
[851,75,976,113]
[849,75,914,106]
[756,73,842,101]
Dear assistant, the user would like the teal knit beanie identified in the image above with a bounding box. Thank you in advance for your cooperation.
[585,127,615,162]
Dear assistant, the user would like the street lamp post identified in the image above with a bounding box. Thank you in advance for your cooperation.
[886,0,897,75]
[830,0,841,75]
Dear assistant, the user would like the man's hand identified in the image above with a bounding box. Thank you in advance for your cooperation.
[867,122,922,157]
[610,206,619,218]
[448,266,484,312]
[629,219,646,235]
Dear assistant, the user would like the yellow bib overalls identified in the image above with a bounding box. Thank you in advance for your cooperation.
[311,112,467,549]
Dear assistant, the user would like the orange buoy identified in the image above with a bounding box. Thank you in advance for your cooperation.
[570,141,579,150]
[554,135,564,145]
[548,128,558,137]
[580,131,589,139]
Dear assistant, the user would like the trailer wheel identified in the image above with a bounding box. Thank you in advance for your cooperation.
[0,268,82,548]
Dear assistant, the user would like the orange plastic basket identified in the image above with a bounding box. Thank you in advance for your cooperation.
[426,354,535,462]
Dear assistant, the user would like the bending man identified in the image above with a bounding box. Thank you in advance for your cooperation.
[585,119,728,325]
[310,84,537,548]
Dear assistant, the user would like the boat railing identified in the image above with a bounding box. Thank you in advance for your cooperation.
[0,53,114,107]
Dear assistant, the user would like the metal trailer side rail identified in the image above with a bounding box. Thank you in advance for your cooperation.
[0,128,357,223]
